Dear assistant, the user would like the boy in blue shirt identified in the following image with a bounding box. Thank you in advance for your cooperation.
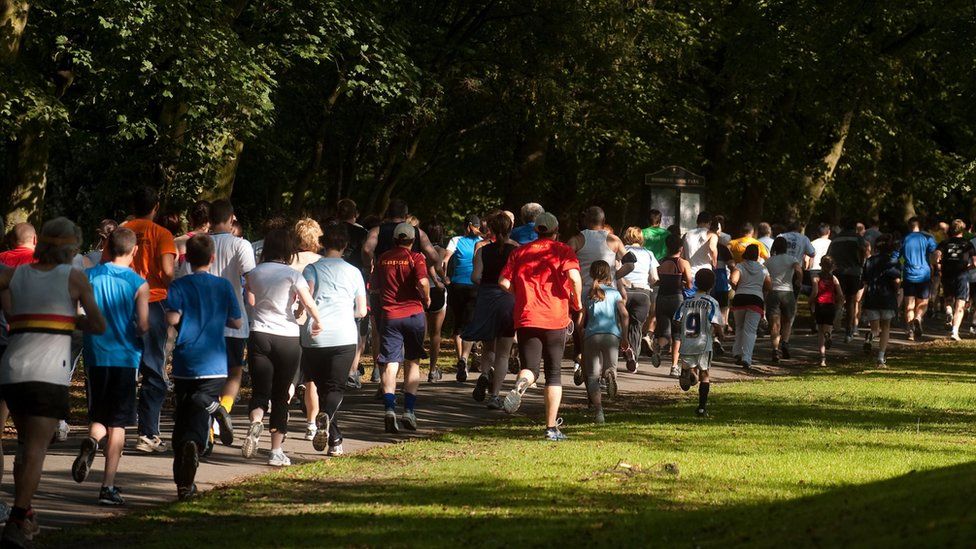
[164,234,242,500]
[72,228,150,506]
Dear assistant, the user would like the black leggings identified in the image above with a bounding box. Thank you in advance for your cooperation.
[516,327,567,387]
[302,344,357,445]
[248,332,302,433]
[172,377,224,487]
[625,288,651,352]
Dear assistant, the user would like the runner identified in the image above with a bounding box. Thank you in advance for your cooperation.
[862,234,901,365]
[729,244,770,369]
[756,222,775,253]
[620,227,658,372]
[164,234,242,500]
[581,261,629,424]
[241,228,323,466]
[0,217,106,546]
[0,223,36,267]
[652,235,693,377]
[809,223,832,286]
[934,219,975,341]
[641,209,670,345]
[464,212,517,408]
[728,223,770,263]
[511,203,544,245]
[683,212,718,277]
[764,237,801,363]
[290,218,324,442]
[900,217,937,341]
[498,212,581,441]
[675,269,723,417]
[85,219,118,267]
[711,218,734,331]
[371,222,430,433]
[811,257,843,365]
[423,220,448,383]
[443,215,483,381]
[827,220,870,343]
[174,200,211,268]
[779,221,816,270]
[336,199,370,384]
[301,221,368,456]
[71,228,149,506]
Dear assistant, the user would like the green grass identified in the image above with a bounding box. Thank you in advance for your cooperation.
[56,342,976,548]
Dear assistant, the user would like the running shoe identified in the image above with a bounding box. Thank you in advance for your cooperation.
[71,436,98,483]
[914,319,923,340]
[327,443,344,457]
[544,419,568,442]
[604,367,618,400]
[212,405,234,446]
[945,316,953,331]
[819,355,827,367]
[473,370,491,402]
[863,331,873,354]
[906,329,915,342]
[304,422,317,441]
[651,348,661,368]
[640,335,653,357]
[970,324,976,336]
[55,420,70,442]
[713,339,726,356]
[0,502,9,523]
[427,367,443,383]
[294,384,306,409]
[1,520,31,547]
[771,349,780,364]
[742,361,751,370]
[178,441,199,493]
[696,407,707,417]
[734,356,743,366]
[573,362,584,386]
[455,358,468,382]
[594,409,605,424]
[401,411,418,431]
[242,421,263,459]
[844,330,854,344]
[268,449,291,467]
[370,366,381,383]
[669,365,680,378]
[780,341,791,360]
[98,486,125,506]
[623,347,638,373]
[876,357,888,367]
[678,368,693,392]
[384,409,400,433]
[950,332,962,341]
[135,435,168,453]
[486,395,504,410]
[346,374,362,389]
[312,412,331,452]
[177,483,198,501]
[503,377,530,414]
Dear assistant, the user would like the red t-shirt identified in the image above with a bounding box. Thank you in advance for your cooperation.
[104,219,176,302]
[371,247,428,319]
[0,246,36,267]
[500,238,580,330]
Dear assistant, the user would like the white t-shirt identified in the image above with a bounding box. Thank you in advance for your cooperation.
[766,254,799,292]
[735,261,768,298]
[623,245,658,289]
[246,262,308,337]
[302,257,366,348]
[683,227,712,275]
[780,232,815,265]
[811,237,831,271]
[192,233,257,338]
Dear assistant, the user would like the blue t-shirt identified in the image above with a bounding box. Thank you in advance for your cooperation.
[302,258,366,348]
[900,231,937,283]
[165,272,242,379]
[447,235,482,286]
[584,286,623,339]
[511,223,538,245]
[83,263,146,368]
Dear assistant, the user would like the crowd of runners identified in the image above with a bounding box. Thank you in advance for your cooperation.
[0,188,971,546]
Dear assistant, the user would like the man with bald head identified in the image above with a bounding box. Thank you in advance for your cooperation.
[0,223,37,267]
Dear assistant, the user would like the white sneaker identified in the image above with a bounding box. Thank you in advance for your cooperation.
[327,444,344,457]
[135,435,168,453]
[241,421,263,459]
[55,420,70,442]
[268,449,291,467]
[951,333,962,341]
[669,366,680,378]
[304,423,317,441]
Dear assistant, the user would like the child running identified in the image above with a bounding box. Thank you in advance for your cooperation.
[164,235,242,500]
[581,261,629,423]
[810,256,846,367]
[71,228,150,506]
[674,270,724,417]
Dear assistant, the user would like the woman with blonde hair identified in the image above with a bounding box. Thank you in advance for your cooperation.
[290,217,324,441]
[619,227,658,372]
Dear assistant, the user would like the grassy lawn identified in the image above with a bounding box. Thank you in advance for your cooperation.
[57,342,976,548]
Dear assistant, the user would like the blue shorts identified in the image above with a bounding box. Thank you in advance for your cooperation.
[945,273,970,301]
[378,312,428,364]
[902,280,930,299]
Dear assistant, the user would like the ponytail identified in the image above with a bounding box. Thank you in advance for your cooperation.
[587,260,612,302]
[589,279,606,302]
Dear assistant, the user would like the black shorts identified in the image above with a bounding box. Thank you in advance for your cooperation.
[427,287,447,313]
[447,283,477,333]
[226,336,247,370]
[0,381,70,419]
[814,304,837,326]
[378,313,428,364]
[944,273,970,301]
[710,289,729,309]
[836,274,863,298]
[86,366,138,427]
[902,280,931,299]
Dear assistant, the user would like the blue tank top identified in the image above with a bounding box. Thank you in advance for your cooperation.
[585,286,622,339]
[448,235,481,286]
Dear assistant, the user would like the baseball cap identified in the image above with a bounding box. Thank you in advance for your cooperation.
[534,212,559,233]
[466,214,481,227]
[394,222,416,241]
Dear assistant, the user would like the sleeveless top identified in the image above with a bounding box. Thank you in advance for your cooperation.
[816,276,836,305]
[658,257,684,297]
[481,241,516,286]
[578,229,617,289]
[447,234,482,286]
[623,245,655,290]
[683,227,712,275]
[376,221,421,259]
[1,264,76,386]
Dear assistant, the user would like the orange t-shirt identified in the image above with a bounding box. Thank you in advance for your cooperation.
[104,219,176,302]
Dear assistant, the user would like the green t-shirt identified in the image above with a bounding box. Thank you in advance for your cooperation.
[642,226,669,260]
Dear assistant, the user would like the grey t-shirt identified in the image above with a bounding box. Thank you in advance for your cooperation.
[766,254,799,292]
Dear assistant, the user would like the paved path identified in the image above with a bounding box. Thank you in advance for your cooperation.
[3,320,940,534]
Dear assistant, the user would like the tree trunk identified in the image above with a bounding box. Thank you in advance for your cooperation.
[0,0,29,64]
[291,80,346,215]
[801,110,855,228]
[203,136,244,200]
[5,122,50,229]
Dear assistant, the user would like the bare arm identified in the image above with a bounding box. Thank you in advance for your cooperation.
[763,275,772,294]
[707,234,718,269]
[354,294,368,319]
[499,276,512,292]
[296,285,322,336]
[72,270,106,334]
[134,283,150,335]
[160,253,176,286]
[417,277,431,309]
[418,229,444,279]
[362,227,379,274]
[616,298,630,349]
[167,311,182,327]
[681,259,693,289]
[471,246,484,285]
[567,268,583,311]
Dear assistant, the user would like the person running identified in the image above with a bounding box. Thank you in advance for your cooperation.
[810,257,845,366]
[675,269,723,417]
[641,209,670,347]
[301,221,368,456]
[423,220,448,383]
[71,228,149,506]
[499,212,581,441]
[174,200,211,268]
[511,203,544,245]
[196,199,256,444]
[711,218,734,333]
[765,237,801,363]
[443,215,483,381]
[336,199,370,384]
[728,223,770,263]
[85,219,118,267]
[463,212,518,408]
[779,221,817,270]
[619,227,658,372]
[241,228,323,466]
[757,222,775,253]
[827,220,869,343]
[683,212,718,278]
[935,219,975,341]
[862,235,902,365]
[809,223,832,287]
[290,218,324,441]
[164,234,242,500]
[900,217,937,341]
[108,187,176,454]
[0,223,37,267]
[371,222,430,433]
[0,218,106,546]
[730,244,770,369]
[652,235,693,376]
[581,261,629,424]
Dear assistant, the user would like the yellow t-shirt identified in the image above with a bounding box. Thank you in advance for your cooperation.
[729,237,769,263]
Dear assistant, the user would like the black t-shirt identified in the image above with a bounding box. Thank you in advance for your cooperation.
[937,237,974,279]
[343,221,369,271]
[826,230,867,275]
[862,254,901,311]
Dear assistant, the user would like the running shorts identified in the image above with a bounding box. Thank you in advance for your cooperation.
[902,280,931,299]
[226,336,247,370]
[86,366,138,427]
[378,313,428,364]
[836,274,863,299]
[0,381,69,419]
[681,352,712,371]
